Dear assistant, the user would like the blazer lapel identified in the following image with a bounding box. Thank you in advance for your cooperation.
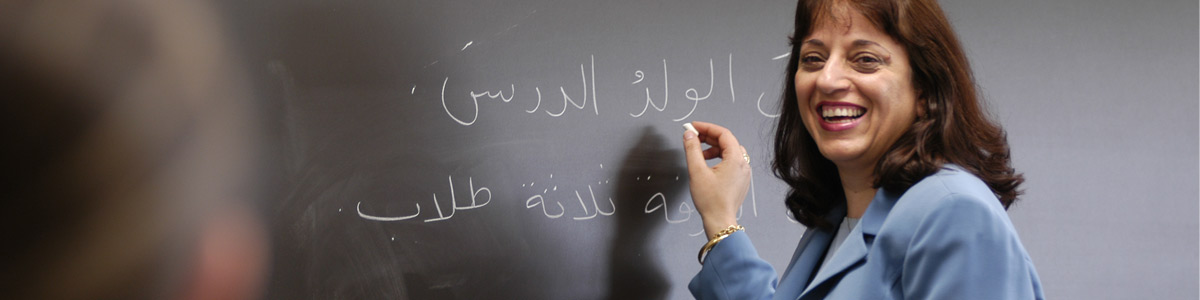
[797,190,898,299]
[798,222,868,298]
[774,227,830,299]
[775,206,845,300]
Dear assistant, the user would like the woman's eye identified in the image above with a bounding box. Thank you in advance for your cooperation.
[852,54,883,71]
[801,55,825,69]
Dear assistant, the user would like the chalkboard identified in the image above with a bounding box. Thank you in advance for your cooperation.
[216,0,1200,299]
[228,1,802,298]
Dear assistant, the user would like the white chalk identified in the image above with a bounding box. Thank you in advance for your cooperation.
[683,122,699,136]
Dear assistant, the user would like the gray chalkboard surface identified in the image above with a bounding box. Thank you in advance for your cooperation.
[229,1,803,298]
[218,0,1200,298]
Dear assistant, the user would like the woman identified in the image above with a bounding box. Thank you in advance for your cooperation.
[681,0,1044,299]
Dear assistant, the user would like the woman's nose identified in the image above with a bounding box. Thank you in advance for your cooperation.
[815,59,851,95]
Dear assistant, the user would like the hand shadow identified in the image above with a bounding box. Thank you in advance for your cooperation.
[605,126,689,300]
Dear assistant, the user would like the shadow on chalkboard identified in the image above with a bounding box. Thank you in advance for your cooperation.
[605,126,687,299]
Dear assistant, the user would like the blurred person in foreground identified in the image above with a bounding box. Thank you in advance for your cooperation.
[0,0,267,299]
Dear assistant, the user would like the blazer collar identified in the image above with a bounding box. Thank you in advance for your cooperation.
[775,205,846,299]
[859,188,898,237]
[797,188,899,298]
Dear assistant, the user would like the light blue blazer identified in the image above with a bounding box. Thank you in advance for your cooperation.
[689,165,1044,299]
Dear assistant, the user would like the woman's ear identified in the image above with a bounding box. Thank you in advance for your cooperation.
[915,93,928,119]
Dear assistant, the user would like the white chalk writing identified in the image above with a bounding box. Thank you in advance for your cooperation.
[644,192,693,224]
[356,175,491,223]
[437,53,782,125]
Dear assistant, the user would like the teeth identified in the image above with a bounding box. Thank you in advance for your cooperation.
[821,106,865,118]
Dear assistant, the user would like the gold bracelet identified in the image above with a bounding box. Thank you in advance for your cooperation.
[697,224,745,264]
[710,224,745,241]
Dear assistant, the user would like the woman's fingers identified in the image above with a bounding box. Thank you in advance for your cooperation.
[691,121,747,165]
[702,146,722,160]
[682,128,710,176]
[681,122,751,238]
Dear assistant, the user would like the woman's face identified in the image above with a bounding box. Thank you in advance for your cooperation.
[794,9,919,173]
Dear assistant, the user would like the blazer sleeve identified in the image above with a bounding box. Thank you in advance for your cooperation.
[688,231,778,300]
[901,193,1045,300]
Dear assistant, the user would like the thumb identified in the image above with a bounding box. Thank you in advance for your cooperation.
[682,130,709,176]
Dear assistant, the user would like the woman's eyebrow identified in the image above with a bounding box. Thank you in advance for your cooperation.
[802,39,825,47]
[852,39,891,55]
[851,39,881,47]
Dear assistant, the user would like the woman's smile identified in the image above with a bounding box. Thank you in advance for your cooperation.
[817,101,867,131]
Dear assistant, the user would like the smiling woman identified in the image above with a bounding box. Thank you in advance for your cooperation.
[777,0,1024,232]
[680,0,1043,299]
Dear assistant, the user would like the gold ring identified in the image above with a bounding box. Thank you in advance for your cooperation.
[742,152,750,164]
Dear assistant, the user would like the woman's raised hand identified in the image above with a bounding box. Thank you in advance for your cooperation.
[682,121,752,238]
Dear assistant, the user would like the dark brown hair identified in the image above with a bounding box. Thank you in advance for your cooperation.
[772,0,1024,231]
